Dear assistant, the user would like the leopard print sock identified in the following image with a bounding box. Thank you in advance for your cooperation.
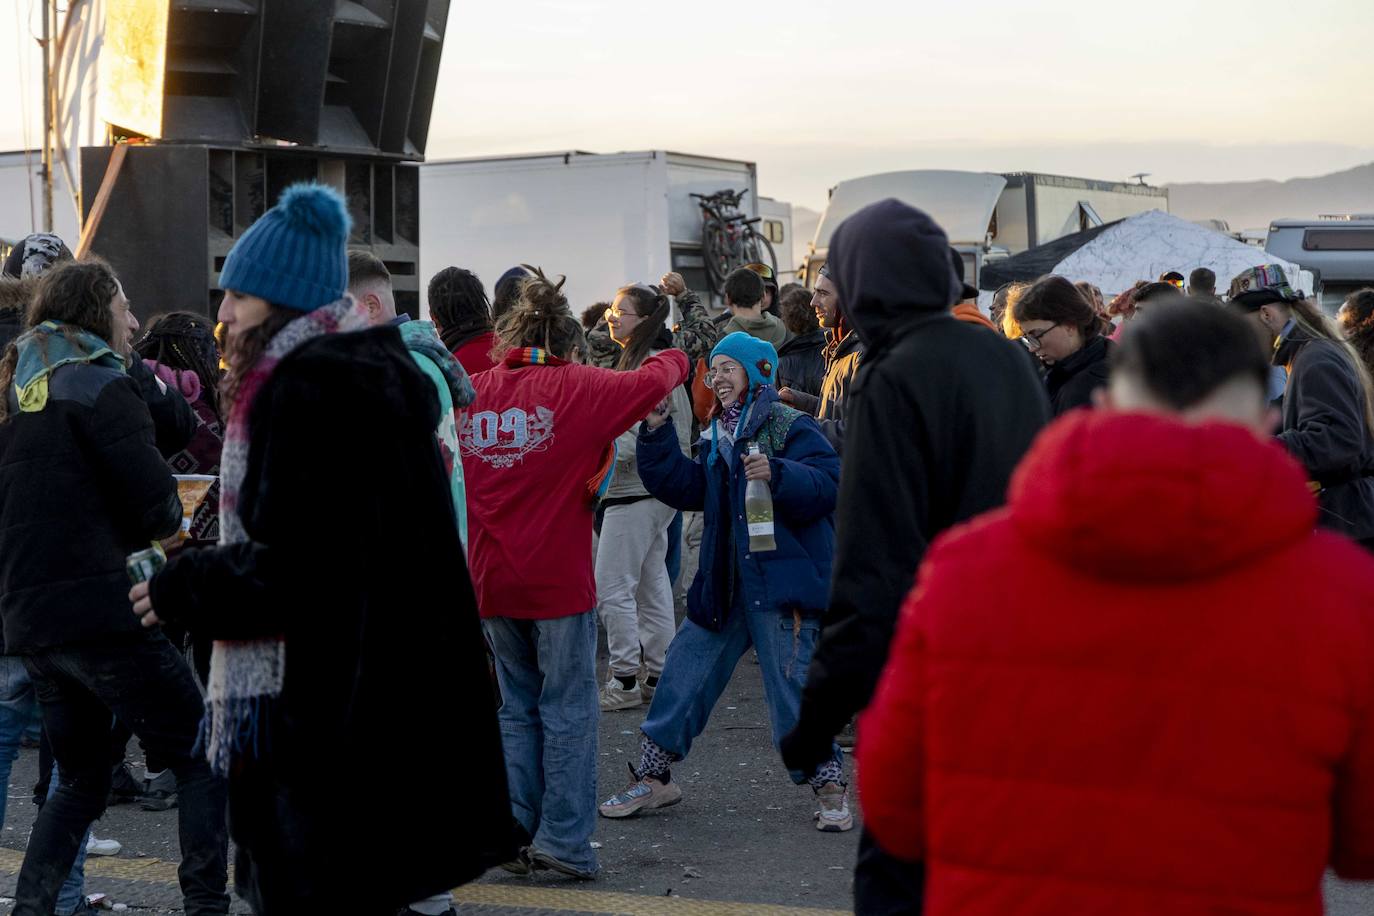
[635,733,680,782]
[808,758,844,790]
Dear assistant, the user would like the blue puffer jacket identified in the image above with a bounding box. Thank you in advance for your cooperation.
[636,387,840,631]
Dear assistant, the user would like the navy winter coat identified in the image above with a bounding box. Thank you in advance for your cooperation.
[636,386,839,631]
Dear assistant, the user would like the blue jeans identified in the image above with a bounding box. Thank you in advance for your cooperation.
[483,612,599,876]
[0,656,88,915]
[641,606,843,784]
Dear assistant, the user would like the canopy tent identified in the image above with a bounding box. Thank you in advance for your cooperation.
[978,209,1311,300]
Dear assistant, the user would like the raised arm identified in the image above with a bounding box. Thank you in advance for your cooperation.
[636,419,706,512]
[582,349,691,444]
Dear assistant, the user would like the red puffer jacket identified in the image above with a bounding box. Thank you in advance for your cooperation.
[463,347,689,620]
[859,410,1374,916]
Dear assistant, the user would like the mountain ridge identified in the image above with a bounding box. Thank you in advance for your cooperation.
[1166,162,1374,232]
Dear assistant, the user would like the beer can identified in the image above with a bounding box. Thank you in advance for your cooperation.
[126,543,167,585]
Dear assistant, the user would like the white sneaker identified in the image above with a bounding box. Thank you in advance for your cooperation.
[86,834,122,856]
[814,783,853,832]
[599,676,643,711]
[639,678,656,702]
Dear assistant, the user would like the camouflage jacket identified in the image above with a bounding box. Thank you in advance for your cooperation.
[672,289,720,364]
[586,320,621,369]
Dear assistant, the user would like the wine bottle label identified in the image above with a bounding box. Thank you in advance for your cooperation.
[748,522,774,536]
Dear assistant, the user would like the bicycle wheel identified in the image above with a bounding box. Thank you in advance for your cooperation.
[702,219,732,294]
[743,230,778,279]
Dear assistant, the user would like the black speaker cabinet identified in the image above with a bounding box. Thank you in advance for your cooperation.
[102,0,450,158]
[80,144,422,321]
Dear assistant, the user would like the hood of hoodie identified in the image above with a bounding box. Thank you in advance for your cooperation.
[826,198,961,352]
[399,319,476,409]
[1009,410,1317,582]
[722,312,789,349]
[12,321,124,413]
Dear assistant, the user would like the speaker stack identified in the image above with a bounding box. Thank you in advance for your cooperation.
[80,0,450,321]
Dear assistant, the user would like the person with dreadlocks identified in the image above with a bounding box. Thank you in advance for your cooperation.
[129,184,514,914]
[428,266,499,374]
[777,265,863,453]
[599,331,850,832]
[462,268,689,879]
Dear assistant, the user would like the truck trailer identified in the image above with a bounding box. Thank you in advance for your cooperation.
[419,150,775,314]
[800,169,1169,287]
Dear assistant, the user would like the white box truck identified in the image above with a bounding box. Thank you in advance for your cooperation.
[419,150,765,315]
[800,169,1169,287]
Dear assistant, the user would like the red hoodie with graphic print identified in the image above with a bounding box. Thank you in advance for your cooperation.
[463,347,689,620]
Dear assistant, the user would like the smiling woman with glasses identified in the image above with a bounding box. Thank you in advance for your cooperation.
[1013,275,1113,416]
[594,282,693,716]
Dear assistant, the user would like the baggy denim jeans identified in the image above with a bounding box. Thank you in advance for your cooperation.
[641,605,844,784]
[483,612,599,876]
[0,655,89,915]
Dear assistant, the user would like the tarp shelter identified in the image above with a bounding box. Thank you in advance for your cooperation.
[978,209,1311,300]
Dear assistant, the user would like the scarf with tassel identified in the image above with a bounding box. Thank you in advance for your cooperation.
[201,297,368,775]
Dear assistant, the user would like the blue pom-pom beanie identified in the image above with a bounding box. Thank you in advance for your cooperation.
[219,183,351,312]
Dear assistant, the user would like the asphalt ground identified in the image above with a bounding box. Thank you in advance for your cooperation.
[0,638,858,915]
[0,615,1368,915]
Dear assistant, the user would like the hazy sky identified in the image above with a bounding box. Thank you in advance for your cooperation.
[4,0,1373,211]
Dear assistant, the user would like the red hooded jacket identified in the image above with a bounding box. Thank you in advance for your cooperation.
[462,347,689,620]
[859,410,1374,916]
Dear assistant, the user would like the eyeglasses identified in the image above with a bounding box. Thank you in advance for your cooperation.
[744,262,775,282]
[1020,324,1060,350]
[703,362,743,385]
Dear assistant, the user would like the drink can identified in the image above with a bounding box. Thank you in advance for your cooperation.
[126,543,167,585]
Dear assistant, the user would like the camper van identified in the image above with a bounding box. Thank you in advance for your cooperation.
[800,170,1168,288]
[1265,216,1374,313]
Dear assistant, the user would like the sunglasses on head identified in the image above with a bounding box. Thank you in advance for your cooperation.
[744,263,775,282]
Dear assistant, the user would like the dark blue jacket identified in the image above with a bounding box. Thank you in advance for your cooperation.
[637,387,839,631]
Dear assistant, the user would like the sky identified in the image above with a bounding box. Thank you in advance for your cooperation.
[4,0,1373,212]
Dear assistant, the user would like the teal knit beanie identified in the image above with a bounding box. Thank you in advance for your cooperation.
[219,183,351,312]
[710,331,778,390]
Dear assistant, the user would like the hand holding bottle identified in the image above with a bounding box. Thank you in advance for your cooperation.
[742,450,771,482]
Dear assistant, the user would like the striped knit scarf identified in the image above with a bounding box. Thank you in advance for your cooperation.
[201,297,367,775]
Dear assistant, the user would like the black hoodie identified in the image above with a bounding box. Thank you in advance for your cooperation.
[782,199,1052,769]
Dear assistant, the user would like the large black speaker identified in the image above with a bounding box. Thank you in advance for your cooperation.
[102,0,450,158]
[80,144,422,321]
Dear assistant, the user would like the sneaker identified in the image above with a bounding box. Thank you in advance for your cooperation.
[814,782,853,832]
[836,717,857,750]
[139,769,178,811]
[599,762,682,819]
[85,834,121,856]
[598,677,643,712]
[108,763,141,806]
[639,678,656,703]
[498,847,532,876]
[528,847,597,880]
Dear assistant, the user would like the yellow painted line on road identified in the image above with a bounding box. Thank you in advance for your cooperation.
[0,846,845,915]
[453,884,846,915]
